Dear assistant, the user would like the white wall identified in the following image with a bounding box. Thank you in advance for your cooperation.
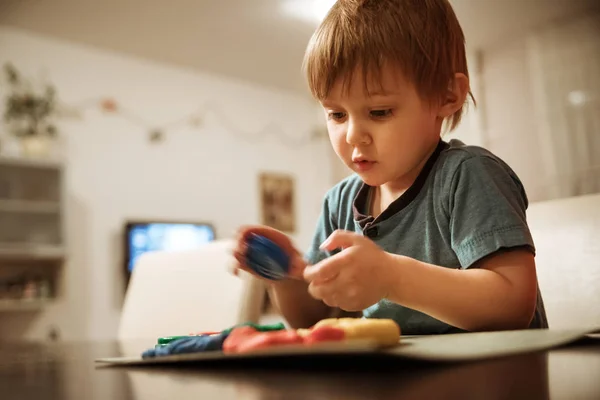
[527,193,600,330]
[478,11,600,203]
[479,38,546,202]
[0,26,332,341]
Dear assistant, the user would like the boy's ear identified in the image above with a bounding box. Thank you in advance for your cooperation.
[437,73,470,118]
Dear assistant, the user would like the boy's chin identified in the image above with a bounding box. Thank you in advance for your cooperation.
[357,172,387,187]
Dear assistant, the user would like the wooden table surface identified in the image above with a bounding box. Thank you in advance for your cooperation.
[1,338,600,399]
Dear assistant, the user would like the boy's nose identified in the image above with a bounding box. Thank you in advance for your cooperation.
[345,120,371,145]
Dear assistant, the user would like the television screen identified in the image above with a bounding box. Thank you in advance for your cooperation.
[124,221,215,273]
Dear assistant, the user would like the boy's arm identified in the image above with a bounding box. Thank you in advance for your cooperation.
[267,279,332,329]
[391,155,538,331]
[385,248,538,331]
[306,232,538,331]
[268,189,362,329]
[267,278,362,329]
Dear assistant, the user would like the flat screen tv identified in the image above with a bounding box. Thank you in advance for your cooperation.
[124,220,216,274]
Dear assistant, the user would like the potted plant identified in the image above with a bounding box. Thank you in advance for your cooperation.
[2,63,59,157]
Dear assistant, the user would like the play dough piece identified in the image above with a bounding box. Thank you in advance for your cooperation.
[159,332,222,345]
[223,326,304,354]
[245,234,290,280]
[312,318,401,346]
[235,330,304,353]
[182,322,285,339]
[147,322,286,356]
[158,335,194,345]
[222,326,258,353]
[303,325,346,345]
[142,333,228,358]
[222,321,286,335]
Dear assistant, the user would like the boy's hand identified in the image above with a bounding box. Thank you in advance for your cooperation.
[303,230,392,311]
[231,225,307,281]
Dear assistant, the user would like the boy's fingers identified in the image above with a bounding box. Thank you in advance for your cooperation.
[233,250,246,263]
[231,224,304,283]
[320,230,362,251]
[307,281,338,305]
[286,256,308,280]
[303,256,341,283]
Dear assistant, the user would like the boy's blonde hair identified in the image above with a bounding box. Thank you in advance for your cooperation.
[303,0,474,131]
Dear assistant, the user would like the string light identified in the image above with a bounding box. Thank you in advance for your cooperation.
[56,97,328,146]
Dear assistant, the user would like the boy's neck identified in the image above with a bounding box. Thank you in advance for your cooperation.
[370,182,410,218]
[369,139,441,217]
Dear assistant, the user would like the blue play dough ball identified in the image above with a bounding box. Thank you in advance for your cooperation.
[245,234,290,280]
[142,333,228,359]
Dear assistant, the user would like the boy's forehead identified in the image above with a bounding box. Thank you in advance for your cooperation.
[326,66,406,100]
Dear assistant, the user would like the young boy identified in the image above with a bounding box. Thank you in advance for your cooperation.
[233,0,548,335]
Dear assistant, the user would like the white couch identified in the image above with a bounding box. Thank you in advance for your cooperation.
[527,193,600,329]
[117,239,268,353]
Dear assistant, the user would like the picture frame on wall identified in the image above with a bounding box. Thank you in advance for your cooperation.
[259,172,296,233]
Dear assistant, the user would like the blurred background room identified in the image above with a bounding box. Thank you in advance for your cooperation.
[0,0,598,344]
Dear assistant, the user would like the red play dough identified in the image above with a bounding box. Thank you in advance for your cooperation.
[223,325,346,354]
[304,326,346,345]
[236,330,304,353]
[223,326,258,353]
[223,327,304,354]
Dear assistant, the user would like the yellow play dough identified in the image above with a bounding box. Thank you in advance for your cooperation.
[311,318,401,346]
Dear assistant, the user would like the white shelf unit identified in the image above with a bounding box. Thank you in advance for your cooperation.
[0,156,65,311]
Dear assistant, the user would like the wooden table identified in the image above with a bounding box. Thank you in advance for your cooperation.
[1,338,599,399]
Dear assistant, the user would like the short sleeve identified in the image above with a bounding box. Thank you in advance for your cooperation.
[304,195,338,266]
[448,156,535,269]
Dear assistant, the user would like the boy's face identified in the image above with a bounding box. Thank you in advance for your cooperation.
[321,65,443,189]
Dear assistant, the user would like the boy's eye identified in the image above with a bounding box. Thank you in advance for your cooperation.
[328,112,346,121]
[370,109,393,118]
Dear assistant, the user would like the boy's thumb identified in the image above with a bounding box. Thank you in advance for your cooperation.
[287,255,307,280]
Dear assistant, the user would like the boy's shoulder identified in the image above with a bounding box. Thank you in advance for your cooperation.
[438,139,523,183]
[437,138,529,207]
[439,139,507,167]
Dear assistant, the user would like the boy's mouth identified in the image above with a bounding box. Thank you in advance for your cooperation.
[352,158,376,172]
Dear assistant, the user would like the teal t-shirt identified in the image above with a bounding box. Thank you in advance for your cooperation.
[305,139,548,335]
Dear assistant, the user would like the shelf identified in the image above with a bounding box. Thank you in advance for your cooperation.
[0,244,65,261]
[0,153,65,312]
[0,298,49,311]
[0,155,63,170]
[0,199,60,214]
